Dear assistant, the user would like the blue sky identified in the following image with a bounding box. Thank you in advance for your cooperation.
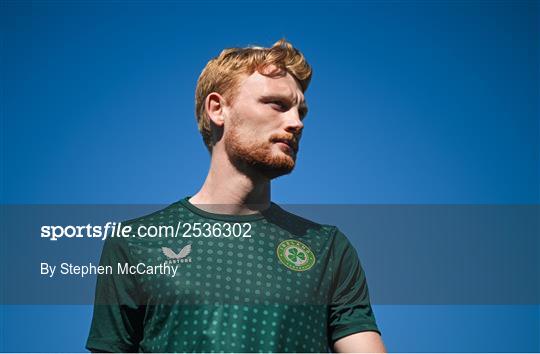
[2,0,538,204]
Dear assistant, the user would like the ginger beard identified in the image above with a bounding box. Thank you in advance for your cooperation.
[224,115,299,180]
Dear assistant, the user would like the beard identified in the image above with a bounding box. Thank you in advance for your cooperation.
[224,123,298,180]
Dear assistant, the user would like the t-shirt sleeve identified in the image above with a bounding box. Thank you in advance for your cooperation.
[86,236,145,353]
[328,227,380,344]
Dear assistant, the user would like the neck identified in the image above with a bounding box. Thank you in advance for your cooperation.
[189,148,272,215]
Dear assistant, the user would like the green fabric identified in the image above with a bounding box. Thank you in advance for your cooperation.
[86,197,380,352]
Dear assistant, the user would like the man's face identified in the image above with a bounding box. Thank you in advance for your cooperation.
[223,67,308,180]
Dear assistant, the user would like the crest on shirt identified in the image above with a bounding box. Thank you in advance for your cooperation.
[162,244,192,264]
[276,239,315,271]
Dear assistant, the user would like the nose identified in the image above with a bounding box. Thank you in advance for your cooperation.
[284,109,304,135]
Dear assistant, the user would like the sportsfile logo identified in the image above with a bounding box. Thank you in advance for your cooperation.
[162,244,192,265]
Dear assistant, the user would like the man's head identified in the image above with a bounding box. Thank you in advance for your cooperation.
[195,39,312,179]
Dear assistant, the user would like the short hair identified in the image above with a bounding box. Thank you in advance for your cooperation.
[194,38,313,152]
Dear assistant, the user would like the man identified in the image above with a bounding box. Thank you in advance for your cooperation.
[86,39,386,353]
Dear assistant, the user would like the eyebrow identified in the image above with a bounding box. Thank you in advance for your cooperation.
[260,94,309,118]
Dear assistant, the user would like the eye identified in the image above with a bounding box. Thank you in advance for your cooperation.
[268,100,289,112]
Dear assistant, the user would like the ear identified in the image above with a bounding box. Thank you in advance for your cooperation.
[205,92,226,127]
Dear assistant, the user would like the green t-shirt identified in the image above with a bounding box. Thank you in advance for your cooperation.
[86,197,380,352]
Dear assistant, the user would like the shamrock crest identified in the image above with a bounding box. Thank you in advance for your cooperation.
[287,247,306,263]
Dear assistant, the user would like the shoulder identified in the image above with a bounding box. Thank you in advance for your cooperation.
[120,201,182,228]
[267,202,339,238]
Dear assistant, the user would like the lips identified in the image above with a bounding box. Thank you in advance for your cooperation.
[274,139,297,152]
